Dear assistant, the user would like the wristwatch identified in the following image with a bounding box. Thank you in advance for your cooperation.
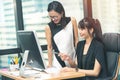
[75,66,78,72]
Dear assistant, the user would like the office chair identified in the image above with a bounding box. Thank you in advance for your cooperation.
[118,33,120,80]
[100,33,120,80]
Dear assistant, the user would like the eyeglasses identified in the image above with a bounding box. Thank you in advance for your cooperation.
[49,16,58,20]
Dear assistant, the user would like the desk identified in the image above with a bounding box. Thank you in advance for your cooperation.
[0,68,85,80]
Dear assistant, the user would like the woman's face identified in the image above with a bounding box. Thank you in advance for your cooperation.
[79,27,91,39]
[48,10,62,24]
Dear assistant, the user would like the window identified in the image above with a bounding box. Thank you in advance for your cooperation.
[0,0,17,49]
[92,0,120,33]
[0,0,17,68]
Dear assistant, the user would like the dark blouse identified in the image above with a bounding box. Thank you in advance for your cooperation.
[76,38,107,80]
[82,55,87,69]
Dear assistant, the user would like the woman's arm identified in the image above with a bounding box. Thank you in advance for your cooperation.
[71,17,78,47]
[61,59,101,77]
[45,26,53,67]
[78,59,101,77]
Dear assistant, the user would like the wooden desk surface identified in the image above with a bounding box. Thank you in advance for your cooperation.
[0,68,85,80]
[47,72,85,80]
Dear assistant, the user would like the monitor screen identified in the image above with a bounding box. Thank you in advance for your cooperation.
[17,31,46,70]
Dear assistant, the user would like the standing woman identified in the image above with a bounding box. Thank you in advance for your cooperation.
[60,17,107,80]
[45,1,78,69]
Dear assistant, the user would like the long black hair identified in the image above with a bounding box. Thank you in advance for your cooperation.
[47,1,65,17]
[78,17,102,42]
[47,1,68,27]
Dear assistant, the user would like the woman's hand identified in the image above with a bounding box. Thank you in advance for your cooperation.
[58,53,71,61]
[61,67,75,72]
[47,64,52,68]
[58,52,76,67]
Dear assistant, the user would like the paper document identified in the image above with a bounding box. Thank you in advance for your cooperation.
[45,67,60,73]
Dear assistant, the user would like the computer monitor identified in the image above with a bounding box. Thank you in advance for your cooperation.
[17,30,46,70]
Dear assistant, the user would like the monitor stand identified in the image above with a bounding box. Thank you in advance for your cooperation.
[19,50,29,77]
[19,50,41,78]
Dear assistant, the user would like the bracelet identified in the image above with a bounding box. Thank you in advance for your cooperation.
[75,66,78,72]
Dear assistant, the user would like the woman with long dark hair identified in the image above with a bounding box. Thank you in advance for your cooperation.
[59,17,107,80]
[45,1,78,69]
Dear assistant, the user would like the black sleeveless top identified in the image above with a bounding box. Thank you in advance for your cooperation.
[48,17,71,53]
[48,17,71,67]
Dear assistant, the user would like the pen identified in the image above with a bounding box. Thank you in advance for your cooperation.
[8,56,11,64]
[54,52,58,54]
[12,59,15,64]
[15,57,19,64]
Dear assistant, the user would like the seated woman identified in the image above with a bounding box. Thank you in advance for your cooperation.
[59,17,107,80]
